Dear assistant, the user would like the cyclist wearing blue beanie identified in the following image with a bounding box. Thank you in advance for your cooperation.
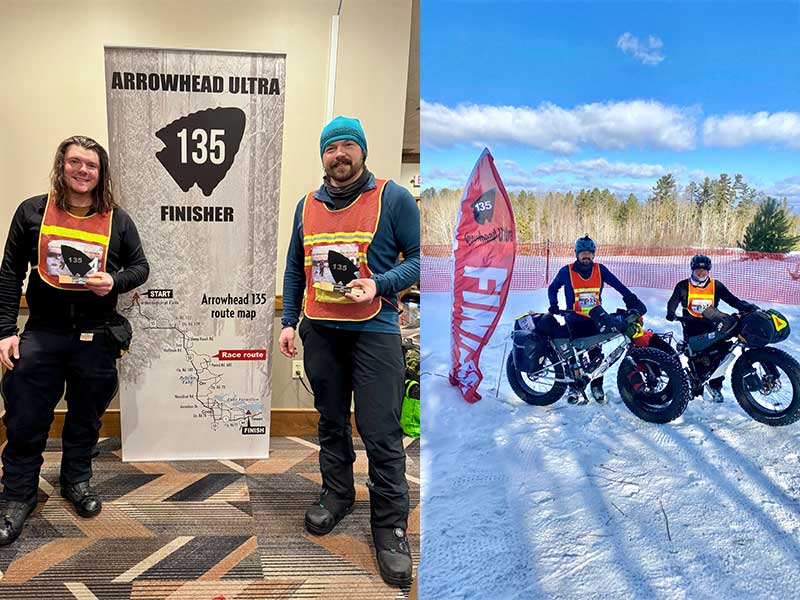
[547,235,646,404]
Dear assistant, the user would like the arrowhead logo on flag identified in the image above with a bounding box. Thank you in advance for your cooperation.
[471,189,496,224]
[450,148,516,403]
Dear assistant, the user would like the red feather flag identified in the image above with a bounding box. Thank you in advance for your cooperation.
[449,148,516,402]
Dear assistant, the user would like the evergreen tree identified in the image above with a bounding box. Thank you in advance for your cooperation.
[713,173,733,212]
[713,173,735,238]
[696,177,713,210]
[650,174,677,204]
[740,197,800,253]
[420,187,436,201]
[615,193,639,238]
[575,189,592,215]
[684,181,698,205]
[733,174,747,204]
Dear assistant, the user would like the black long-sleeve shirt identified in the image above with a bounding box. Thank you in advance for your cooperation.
[666,278,750,321]
[0,194,149,337]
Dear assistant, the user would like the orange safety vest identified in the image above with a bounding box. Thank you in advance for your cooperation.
[569,263,602,317]
[37,192,112,290]
[302,180,386,321]
[687,278,715,318]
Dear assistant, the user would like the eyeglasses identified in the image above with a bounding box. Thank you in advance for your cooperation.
[65,158,99,172]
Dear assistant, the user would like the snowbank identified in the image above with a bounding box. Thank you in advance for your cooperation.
[421,288,800,599]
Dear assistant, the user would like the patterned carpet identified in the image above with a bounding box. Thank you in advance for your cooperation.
[0,436,420,599]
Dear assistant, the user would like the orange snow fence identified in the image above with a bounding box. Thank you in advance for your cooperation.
[421,242,800,305]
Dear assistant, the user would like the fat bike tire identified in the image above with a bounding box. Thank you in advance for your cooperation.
[617,346,691,424]
[506,349,567,406]
[732,347,800,426]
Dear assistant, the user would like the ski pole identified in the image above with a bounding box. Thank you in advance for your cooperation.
[496,333,510,398]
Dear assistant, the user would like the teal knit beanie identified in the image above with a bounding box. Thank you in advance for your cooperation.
[320,116,368,157]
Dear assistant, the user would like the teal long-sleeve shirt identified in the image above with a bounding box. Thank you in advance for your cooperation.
[281,175,420,334]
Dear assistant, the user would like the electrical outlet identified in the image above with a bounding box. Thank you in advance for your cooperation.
[292,360,304,379]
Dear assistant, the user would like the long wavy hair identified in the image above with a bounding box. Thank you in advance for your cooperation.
[50,135,116,214]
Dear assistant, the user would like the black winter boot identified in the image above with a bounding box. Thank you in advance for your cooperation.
[0,499,37,546]
[372,526,413,586]
[61,480,102,518]
[591,377,606,403]
[304,488,354,535]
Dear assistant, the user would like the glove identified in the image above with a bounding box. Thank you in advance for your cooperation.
[625,309,641,324]
[624,294,647,317]
[665,313,675,322]
[612,318,629,334]
[548,304,560,315]
[589,306,626,333]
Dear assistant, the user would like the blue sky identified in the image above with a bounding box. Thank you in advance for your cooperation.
[422,0,800,206]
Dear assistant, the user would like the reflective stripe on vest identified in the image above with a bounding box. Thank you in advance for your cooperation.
[302,180,386,321]
[569,262,602,317]
[687,278,715,318]
[37,191,112,291]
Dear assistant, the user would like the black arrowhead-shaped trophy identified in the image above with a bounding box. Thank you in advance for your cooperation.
[58,244,94,284]
[328,250,359,285]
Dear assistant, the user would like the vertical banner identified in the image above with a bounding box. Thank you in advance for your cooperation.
[105,47,285,460]
[450,148,516,403]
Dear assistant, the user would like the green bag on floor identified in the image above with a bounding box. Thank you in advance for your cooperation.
[401,379,420,438]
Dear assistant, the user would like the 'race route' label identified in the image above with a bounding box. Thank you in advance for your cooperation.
[213,349,267,361]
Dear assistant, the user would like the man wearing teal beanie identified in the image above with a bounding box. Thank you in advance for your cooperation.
[318,115,368,158]
[278,115,419,587]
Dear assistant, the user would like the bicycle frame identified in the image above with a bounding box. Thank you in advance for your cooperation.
[524,332,629,385]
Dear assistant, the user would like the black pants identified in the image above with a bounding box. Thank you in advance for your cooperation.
[566,315,601,340]
[299,318,408,529]
[0,329,118,503]
[682,318,725,390]
[682,316,717,340]
[566,316,604,367]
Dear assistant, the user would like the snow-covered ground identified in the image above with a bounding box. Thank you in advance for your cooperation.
[420,288,800,599]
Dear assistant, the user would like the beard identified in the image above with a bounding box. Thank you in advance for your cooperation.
[324,155,364,183]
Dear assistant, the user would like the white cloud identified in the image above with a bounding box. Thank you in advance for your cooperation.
[765,177,800,206]
[422,166,470,188]
[457,158,678,198]
[603,181,655,198]
[617,32,665,66]
[421,99,696,152]
[702,112,800,149]
[533,158,667,179]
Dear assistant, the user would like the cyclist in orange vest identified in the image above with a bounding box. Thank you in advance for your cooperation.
[278,116,419,587]
[666,254,757,402]
[548,235,646,404]
[0,136,149,546]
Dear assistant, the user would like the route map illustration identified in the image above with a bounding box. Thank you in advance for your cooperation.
[120,292,265,432]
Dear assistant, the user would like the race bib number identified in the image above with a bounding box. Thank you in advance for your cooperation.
[577,292,598,310]
[690,299,713,315]
[516,314,535,331]
[46,240,103,284]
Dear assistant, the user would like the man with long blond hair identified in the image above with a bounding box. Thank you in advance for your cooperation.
[0,135,149,545]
